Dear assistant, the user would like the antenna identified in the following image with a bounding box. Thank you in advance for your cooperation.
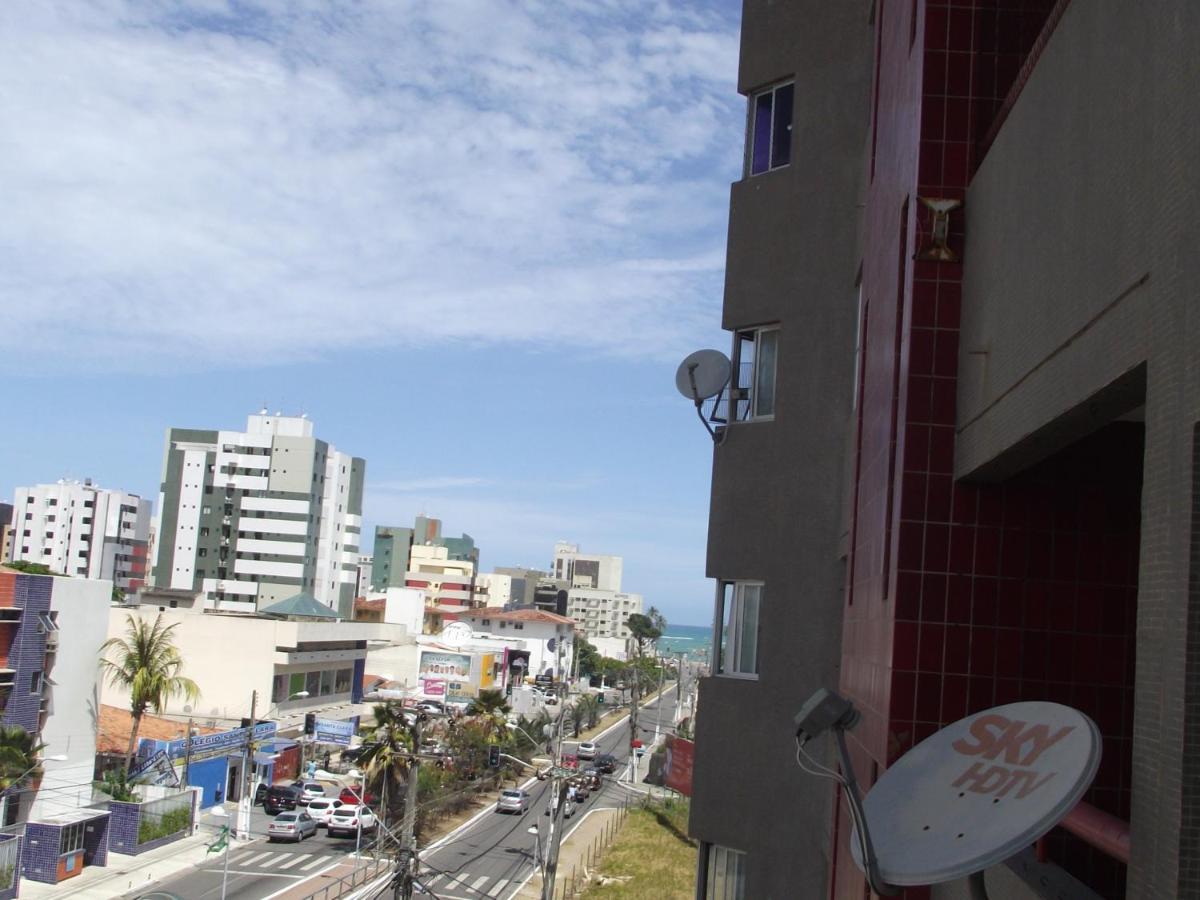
[794,694,1101,898]
[674,349,732,443]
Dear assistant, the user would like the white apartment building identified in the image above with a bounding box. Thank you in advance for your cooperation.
[552,541,622,591]
[9,480,152,592]
[565,587,643,639]
[151,412,365,616]
[471,571,512,608]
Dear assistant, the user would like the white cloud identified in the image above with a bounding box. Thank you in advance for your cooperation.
[0,0,742,374]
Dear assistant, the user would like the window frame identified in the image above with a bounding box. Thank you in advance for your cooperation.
[729,325,780,422]
[701,842,747,899]
[745,80,794,177]
[711,580,763,679]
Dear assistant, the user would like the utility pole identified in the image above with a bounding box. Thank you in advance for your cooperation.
[238,691,257,841]
[653,657,666,742]
[183,716,195,788]
[541,690,569,900]
[396,714,422,900]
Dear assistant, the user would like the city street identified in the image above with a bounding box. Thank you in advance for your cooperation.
[123,689,681,900]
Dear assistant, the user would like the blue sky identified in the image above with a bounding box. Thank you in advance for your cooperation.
[0,0,744,626]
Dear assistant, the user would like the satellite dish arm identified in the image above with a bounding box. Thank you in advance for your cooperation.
[687,365,728,445]
[832,726,897,897]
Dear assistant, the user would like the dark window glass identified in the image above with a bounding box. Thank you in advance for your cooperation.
[751,92,772,174]
[771,83,793,167]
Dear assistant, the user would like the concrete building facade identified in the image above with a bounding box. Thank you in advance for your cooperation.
[565,588,642,640]
[692,2,1198,899]
[151,413,365,616]
[9,481,151,593]
[552,542,622,591]
[0,503,12,567]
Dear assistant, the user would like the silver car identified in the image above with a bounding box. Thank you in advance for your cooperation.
[496,789,530,814]
[267,811,317,842]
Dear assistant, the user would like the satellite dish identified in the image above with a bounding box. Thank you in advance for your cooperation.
[850,702,1101,887]
[675,350,731,402]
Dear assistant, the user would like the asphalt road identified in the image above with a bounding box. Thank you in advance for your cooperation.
[123,689,682,900]
[417,689,681,900]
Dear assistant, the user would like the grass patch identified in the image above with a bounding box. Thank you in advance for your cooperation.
[584,799,696,898]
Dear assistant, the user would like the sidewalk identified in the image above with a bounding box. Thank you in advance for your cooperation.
[20,828,229,900]
[512,806,624,900]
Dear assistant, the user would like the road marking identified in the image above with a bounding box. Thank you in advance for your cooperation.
[259,852,291,868]
[239,850,273,866]
[277,853,311,869]
[471,874,491,891]
[300,855,329,870]
[490,878,510,896]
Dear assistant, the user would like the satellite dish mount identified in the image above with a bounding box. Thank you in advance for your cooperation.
[674,349,732,443]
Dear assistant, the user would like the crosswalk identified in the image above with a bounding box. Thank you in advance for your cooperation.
[206,847,339,875]
[415,869,514,898]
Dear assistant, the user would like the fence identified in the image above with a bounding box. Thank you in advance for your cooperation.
[136,792,193,846]
[295,853,392,900]
[554,799,630,900]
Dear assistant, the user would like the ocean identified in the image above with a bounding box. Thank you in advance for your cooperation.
[658,623,713,662]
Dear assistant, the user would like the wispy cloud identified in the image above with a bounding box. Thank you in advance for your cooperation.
[0,0,742,375]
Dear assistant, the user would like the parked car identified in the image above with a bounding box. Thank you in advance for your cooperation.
[305,797,345,826]
[264,783,304,815]
[577,742,597,760]
[267,811,317,842]
[563,798,576,819]
[327,805,378,837]
[297,782,326,804]
[495,789,530,815]
[593,753,617,774]
[341,744,376,764]
[416,700,444,714]
[254,782,269,805]
[338,785,379,806]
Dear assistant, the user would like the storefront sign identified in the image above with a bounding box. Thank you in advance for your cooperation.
[419,650,472,679]
[150,721,277,762]
[314,718,354,746]
[130,750,181,787]
[664,736,695,797]
[421,678,446,697]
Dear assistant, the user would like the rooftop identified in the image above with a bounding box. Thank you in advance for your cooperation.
[461,608,576,626]
[260,592,340,620]
[97,704,220,755]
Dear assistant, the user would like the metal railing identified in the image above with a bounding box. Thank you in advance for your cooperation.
[296,852,391,900]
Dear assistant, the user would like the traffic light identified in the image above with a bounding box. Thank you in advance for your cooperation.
[488,745,500,768]
[304,713,316,735]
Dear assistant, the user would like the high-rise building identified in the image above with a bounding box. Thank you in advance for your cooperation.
[0,503,13,564]
[494,566,546,606]
[551,541,622,591]
[9,481,151,592]
[371,516,478,591]
[151,412,365,616]
[565,588,642,640]
[692,3,1184,899]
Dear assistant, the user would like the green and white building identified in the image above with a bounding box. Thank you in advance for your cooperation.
[150,412,366,617]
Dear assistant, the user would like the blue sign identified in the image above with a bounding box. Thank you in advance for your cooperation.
[314,718,353,746]
[141,721,277,762]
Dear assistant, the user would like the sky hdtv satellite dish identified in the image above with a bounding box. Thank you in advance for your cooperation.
[674,349,731,402]
[849,701,1101,891]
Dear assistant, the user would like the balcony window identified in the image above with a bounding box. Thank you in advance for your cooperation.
[727,326,780,421]
[703,844,747,899]
[713,581,762,677]
[747,81,793,176]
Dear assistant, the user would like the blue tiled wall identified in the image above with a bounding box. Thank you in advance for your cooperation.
[4,576,50,735]
[21,823,60,884]
[106,802,139,856]
[83,814,109,868]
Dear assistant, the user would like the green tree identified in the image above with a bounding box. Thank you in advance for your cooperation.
[100,767,142,803]
[573,636,602,680]
[100,614,200,771]
[356,702,414,825]
[466,689,510,718]
[576,694,601,730]
[3,561,61,576]
[0,725,45,824]
[569,699,587,737]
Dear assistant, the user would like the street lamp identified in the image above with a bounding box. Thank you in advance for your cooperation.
[209,804,232,900]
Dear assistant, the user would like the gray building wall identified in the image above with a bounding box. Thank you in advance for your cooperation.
[689,3,870,898]
[955,3,1200,896]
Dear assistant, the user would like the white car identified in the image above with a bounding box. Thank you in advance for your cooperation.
[327,804,378,837]
[577,742,597,760]
[297,782,326,805]
[305,797,345,826]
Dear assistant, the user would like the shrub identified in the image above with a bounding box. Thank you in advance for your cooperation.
[138,806,191,845]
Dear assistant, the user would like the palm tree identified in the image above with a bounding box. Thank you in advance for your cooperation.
[577,694,601,730]
[100,614,200,771]
[356,702,414,826]
[466,689,510,741]
[570,700,587,737]
[0,725,45,825]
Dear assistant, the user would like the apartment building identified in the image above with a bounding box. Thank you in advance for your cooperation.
[692,3,1195,899]
[551,541,622,590]
[404,543,475,607]
[151,412,365,617]
[371,516,478,591]
[0,504,13,566]
[9,481,151,592]
[565,588,643,640]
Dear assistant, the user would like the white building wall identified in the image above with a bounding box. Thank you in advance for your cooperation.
[565,589,643,639]
[33,577,111,819]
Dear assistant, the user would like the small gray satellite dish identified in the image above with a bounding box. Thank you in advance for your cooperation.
[850,701,1101,887]
[675,349,731,402]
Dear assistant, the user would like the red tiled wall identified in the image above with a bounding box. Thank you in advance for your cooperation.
[837,1,1129,898]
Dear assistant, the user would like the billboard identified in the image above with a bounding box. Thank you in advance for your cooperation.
[479,653,496,690]
[663,736,695,797]
[422,679,446,697]
[419,651,472,679]
[129,749,180,787]
[314,718,354,746]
